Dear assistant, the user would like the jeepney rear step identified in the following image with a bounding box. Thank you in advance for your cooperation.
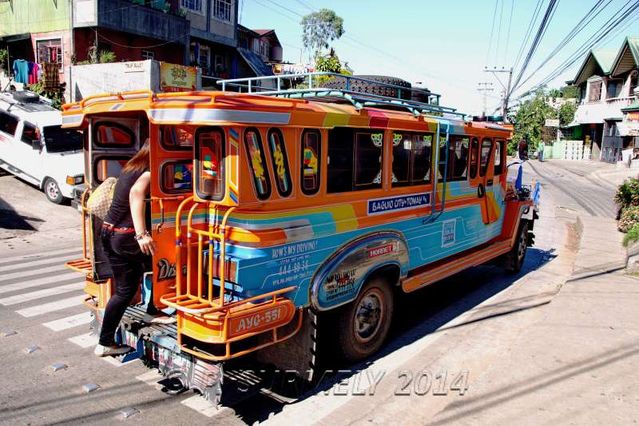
[65,258,92,274]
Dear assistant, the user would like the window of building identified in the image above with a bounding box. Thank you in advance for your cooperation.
[588,80,602,102]
[267,128,292,197]
[94,122,135,148]
[480,139,493,177]
[494,140,504,175]
[141,50,155,60]
[391,132,433,187]
[36,39,63,69]
[327,128,384,193]
[0,111,19,136]
[181,0,202,13]
[21,122,39,146]
[607,79,622,98]
[244,128,271,200]
[213,0,232,21]
[301,129,321,195]
[469,138,479,178]
[161,125,195,150]
[447,136,469,181]
[162,161,193,193]
[195,127,225,201]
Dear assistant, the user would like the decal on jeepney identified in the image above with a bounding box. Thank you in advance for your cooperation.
[157,258,187,281]
[442,219,456,248]
[367,243,397,259]
[367,193,430,215]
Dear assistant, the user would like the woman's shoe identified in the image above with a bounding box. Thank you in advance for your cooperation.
[94,344,132,357]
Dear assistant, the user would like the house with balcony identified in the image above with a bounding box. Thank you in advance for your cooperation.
[570,37,639,162]
[236,25,282,78]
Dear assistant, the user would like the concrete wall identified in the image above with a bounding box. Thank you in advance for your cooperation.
[69,60,155,102]
[0,0,70,36]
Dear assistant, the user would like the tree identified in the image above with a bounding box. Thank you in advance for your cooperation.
[509,90,557,154]
[301,8,345,60]
[558,102,577,126]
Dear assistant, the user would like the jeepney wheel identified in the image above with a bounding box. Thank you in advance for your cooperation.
[43,178,64,204]
[337,277,394,361]
[505,220,529,274]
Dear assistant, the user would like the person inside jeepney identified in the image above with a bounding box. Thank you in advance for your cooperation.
[94,140,156,357]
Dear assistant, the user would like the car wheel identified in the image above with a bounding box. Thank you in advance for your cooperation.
[43,178,64,204]
[505,220,529,274]
[337,276,394,361]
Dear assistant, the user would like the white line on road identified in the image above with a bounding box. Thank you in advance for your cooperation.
[0,283,84,306]
[0,272,80,295]
[68,332,98,348]
[43,312,93,331]
[16,295,82,317]
[102,356,137,368]
[0,264,75,283]
[0,253,83,273]
[0,248,81,265]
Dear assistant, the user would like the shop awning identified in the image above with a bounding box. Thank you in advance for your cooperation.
[0,33,31,43]
[618,121,639,137]
[237,47,274,77]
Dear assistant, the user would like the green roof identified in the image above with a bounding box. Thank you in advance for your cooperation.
[591,49,617,74]
[622,102,639,113]
[571,49,617,85]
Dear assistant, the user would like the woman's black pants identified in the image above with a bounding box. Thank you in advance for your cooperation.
[99,228,149,346]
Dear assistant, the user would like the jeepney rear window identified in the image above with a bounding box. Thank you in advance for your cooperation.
[392,132,433,187]
[161,125,195,150]
[194,127,225,201]
[244,128,271,200]
[480,138,493,177]
[94,122,135,147]
[162,161,193,193]
[267,128,292,197]
[301,129,321,195]
[94,157,128,183]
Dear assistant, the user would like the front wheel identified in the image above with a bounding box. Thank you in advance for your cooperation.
[337,277,394,361]
[505,220,529,274]
[43,178,64,204]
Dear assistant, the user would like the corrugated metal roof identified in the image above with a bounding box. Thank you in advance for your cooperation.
[611,36,639,76]
[237,48,274,77]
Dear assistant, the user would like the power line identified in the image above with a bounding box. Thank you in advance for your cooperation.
[512,0,545,72]
[495,0,505,66]
[503,0,515,65]
[485,0,500,65]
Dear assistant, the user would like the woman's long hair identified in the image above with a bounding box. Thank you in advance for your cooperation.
[122,139,150,173]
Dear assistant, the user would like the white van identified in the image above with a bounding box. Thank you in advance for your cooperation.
[0,91,84,204]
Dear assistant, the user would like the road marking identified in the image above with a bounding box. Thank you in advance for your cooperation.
[0,283,84,306]
[68,332,98,348]
[16,295,82,317]
[0,248,80,265]
[43,312,93,331]
[0,264,74,282]
[0,253,83,273]
[0,272,80,295]
[181,395,219,418]
[102,356,137,368]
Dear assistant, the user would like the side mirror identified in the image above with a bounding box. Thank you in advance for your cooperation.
[31,139,42,151]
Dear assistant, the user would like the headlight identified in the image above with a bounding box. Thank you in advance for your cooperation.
[66,175,84,185]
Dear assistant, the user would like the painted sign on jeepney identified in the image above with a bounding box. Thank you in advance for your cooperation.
[160,62,197,92]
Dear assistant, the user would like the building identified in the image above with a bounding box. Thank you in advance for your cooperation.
[236,25,282,78]
[569,37,639,162]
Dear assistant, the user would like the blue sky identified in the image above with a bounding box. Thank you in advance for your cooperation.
[240,0,638,115]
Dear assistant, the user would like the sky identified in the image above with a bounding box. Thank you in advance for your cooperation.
[239,0,639,116]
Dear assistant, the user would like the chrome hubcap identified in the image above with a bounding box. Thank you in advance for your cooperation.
[46,181,59,199]
[354,289,383,343]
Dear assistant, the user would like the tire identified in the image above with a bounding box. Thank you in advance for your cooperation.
[505,220,529,274]
[43,178,64,204]
[322,75,412,101]
[337,276,394,361]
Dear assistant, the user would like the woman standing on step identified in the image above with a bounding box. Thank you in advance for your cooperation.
[94,140,156,357]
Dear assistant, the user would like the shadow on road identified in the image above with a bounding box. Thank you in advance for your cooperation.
[0,195,40,232]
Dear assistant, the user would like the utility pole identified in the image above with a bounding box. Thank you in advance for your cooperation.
[477,82,494,117]
[484,67,513,123]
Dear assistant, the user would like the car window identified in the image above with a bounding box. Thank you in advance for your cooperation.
[0,111,19,136]
[21,122,39,146]
[43,126,83,153]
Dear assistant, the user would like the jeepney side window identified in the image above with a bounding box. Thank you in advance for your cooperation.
[267,128,292,197]
[161,161,193,193]
[160,125,195,150]
[94,122,135,147]
[494,140,504,175]
[480,138,493,177]
[354,131,383,190]
[195,127,225,201]
[94,157,128,183]
[392,132,432,187]
[469,138,479,178]
[391,132,410,186]
[412,134,432,184]
[327,127,354,193]
[448,136,469,181]
[244,128,271,200]
[301,129,321,195]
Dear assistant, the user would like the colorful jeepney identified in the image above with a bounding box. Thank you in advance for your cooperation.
[62,74,536,402]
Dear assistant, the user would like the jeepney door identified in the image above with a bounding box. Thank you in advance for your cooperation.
[479,138,499,224]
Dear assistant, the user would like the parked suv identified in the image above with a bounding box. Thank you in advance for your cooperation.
[0,91,84,204]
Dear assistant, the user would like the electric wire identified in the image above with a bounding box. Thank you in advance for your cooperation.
[495,0,505,66]
[512,0,545,72]
[503,0,515,65]
[486,0,500,65]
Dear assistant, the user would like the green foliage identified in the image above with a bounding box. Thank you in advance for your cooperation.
[0,48,7,71]
[511,89,557,152]
[315,54,342,73]
[98,50,116,64]
[618,205,639,232]
[561,85,579,99]
[623,223,639,247]
[558,102,577,126]
[28,82,64,110]
[614,178,639,209]
[301,8,345,59]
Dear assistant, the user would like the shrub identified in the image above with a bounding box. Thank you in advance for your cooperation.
[618,205,639,232]
[614,178,639,209]
[623,223,639,247]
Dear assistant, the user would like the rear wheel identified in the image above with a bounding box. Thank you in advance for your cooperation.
[337,277,394,361]
[43,178,64,204]
[505,220,529,273]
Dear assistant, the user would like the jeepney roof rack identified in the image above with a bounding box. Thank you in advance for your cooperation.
[216,72,468,119]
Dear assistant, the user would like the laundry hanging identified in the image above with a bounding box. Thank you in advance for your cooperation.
[12,59,29,84]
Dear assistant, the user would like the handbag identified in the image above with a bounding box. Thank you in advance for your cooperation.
[87,177,117,220]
